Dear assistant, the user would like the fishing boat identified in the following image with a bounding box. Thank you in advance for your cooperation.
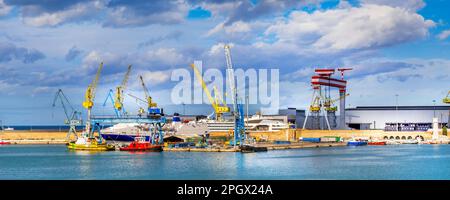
[119,136,162,152]
[67,132,115,151]
[368,141,386,145]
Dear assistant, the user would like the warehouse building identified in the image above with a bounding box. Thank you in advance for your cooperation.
[345,106,450,131]
[278,108,306,128]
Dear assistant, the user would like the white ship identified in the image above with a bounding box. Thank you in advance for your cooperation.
[167,113,289,136]
[100,114,290,141]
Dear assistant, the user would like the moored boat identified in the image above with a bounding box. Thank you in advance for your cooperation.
[347,139,368,146]
[119,136,162,152]
[368,141,386,145]
[67,133,115,151]
[0,140,11,145]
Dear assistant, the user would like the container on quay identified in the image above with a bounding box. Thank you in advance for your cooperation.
[300,137,321,143]
[320,136,341,143]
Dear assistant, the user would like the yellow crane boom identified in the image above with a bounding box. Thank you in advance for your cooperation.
[444,91,450,104]
[82,62,103,137]
[139,75,157,108]
[114,65,132,111]
[190,63,230,121]
[82,62,103,109]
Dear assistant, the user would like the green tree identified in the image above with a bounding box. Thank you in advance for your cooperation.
[443,126,447,136]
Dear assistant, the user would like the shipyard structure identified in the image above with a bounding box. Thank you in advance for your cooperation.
[163,105,449,132]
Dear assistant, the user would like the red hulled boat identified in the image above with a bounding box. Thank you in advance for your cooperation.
[368,141,387,145]
[119,136,162,152]
[0,141,11,145]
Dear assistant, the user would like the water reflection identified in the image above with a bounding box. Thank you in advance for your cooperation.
[1,145,450,179]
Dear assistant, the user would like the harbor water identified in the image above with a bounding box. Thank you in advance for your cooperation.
[1,144,450,180]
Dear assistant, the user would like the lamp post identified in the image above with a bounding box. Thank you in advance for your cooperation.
[182,103,186,116]
[395,94,399,131]
[433,100,436,118]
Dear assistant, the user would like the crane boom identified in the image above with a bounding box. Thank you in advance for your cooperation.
[82,62,103,109]
[224,44,246,147]
[139,75,157,108]
[114,65,132,111]
[52,89,74,120]
[224,44,237,107]
[190,63,229,120]
[82,62,103,139]
[53,89,82,141]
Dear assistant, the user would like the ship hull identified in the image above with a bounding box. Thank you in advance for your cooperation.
[119,145,163,152]
[67,142,115,151]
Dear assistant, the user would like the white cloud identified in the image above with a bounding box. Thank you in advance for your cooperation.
[104,1,189,27]
[82,48,186,75]
[206,20,252,37]
[360,0,426,11]
[437,29,450,40]
[265,4,435,53]
[22,1,104,27]
[346,58,450,106]
[208,42,234,56]
[0,0,11,16]
[143,48,185,66]
[31,86,52,97]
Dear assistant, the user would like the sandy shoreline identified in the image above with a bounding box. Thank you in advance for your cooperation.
[0,131,68,144]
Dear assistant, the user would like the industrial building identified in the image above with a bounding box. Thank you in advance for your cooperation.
[278,108,306,128]
[345,106,450,130]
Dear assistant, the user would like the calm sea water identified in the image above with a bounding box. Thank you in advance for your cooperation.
[0,144,449,180]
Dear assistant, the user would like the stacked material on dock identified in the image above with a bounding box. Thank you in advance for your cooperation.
[301,137,321,143]
[320,136,341,143]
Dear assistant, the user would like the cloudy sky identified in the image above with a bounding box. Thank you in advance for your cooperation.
[0,0,449,125]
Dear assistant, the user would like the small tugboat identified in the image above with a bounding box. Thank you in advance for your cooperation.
[347,139,368,146]
[119,136,163,152]
[368,141,387,145]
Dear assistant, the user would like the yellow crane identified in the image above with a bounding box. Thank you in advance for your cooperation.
[324,93,350,112]
[82,62,103,136]
[139,75,163,115]
[190,63,230,121]
[114,65,132,113]
[213,86,227,108]
[443,91,450,104]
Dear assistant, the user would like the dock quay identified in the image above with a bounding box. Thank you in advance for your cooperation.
[162,142,345,152]
[254,142,347,150]
[164,147,241,152]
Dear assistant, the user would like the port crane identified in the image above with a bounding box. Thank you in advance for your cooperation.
[191,63,230,121]
[444,91,450,104]
[224,44,246,147]
[103,65,132,117]
[139,75,163,116]
[52,89,82,141]
[444,90,450,128]
[82,62,103,139]
[303,68,351,130]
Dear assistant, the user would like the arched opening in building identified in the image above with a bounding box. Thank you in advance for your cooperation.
[407,136,413,140]
[389,136,394,140]
[383,136,389,140]
[416,135,424,141]
[395,136,400,140]
[401,136,406,140]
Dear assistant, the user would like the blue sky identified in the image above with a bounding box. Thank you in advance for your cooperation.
[0,0,449,125]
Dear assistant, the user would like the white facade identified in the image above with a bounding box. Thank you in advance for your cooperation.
[345,106,450,130]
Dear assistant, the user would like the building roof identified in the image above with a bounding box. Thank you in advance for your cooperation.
[346,106,450,111]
